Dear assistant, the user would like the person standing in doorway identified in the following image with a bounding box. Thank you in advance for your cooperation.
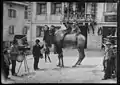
[32,39,44,70]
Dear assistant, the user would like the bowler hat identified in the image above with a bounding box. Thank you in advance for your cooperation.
[36,39,40,43]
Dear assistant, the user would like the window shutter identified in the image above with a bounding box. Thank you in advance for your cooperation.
[36,26,39,37]
[9,25,14,34]
[8,9,10,17]
[36,26,41,37]
[13,10,16,18]
[36,3,40,15]
[51,3,55,14]
[12,26,14,34]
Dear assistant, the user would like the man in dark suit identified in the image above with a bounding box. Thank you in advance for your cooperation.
[32,39,44,70]
[10,40,19,76]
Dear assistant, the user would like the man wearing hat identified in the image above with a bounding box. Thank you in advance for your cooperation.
[102,41,114,80]
[9,40,19,76]
[32,39,44,70]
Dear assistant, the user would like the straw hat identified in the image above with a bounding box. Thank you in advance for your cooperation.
[105,41,111,45]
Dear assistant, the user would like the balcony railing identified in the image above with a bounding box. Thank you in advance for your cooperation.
[62,13,94,23]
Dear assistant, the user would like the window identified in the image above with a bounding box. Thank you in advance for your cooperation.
[9,25,14,34]
[23,26,28,35]
[104,3,117,22]
[36,3,47,15]
[104,15,117,22]
[24,6,28,19]
[36,26,44,37]
[106,3,117,13]
[51,2,62,14]
[8,9,16,18]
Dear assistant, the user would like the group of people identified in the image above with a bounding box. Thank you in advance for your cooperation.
[2,40,19,82]
[2,25,55,81]
[102,40,117,80]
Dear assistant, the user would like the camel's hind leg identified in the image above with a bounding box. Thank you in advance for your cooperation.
[60,53,64,67]
[72,47,85,67]
[78,48,85,65]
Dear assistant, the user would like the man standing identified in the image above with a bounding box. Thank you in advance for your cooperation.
[2,49,11,80]
[32,39,44,70]
[102,41,114,80]
[10,40,19,76]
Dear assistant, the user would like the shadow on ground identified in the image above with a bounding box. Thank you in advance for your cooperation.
[78,65,97,68]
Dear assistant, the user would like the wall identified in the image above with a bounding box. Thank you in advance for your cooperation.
[3,2,27,42]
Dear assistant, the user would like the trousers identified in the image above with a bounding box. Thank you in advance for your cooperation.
[34,57,39,69]
[104,59,112,78]
[11,60,16,75]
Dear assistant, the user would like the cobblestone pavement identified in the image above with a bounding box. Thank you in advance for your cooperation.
[3,49,117,84]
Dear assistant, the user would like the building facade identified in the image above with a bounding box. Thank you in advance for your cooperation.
[28,2,64,46]
[28,2,117,48]
[3,1,29,48]
[29,2,93,46]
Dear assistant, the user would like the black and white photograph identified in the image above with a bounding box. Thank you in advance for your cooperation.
[2,1,118,84]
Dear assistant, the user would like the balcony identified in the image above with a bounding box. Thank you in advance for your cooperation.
[5,1,29,6]
[62,13,94,23]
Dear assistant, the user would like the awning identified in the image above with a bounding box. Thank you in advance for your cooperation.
[14,35,26,40]
[3,35,26,42]
[3,34,14,41]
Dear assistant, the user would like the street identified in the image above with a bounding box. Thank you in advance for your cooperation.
[6,49,116,83]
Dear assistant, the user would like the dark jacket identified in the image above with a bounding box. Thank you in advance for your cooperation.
[49,29,55,44]
[32,44,44,57]
[10,45,19,60]
[43,30,50,43]
[104,48,114,60]
[55,44,63,54]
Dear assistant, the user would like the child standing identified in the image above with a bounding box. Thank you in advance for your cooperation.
[32,39,44,70]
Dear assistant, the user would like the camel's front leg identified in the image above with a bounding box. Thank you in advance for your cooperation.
[72,48,85,67]
[57,54,61,67]
[72,58,80,67]
[77,48,85,65]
